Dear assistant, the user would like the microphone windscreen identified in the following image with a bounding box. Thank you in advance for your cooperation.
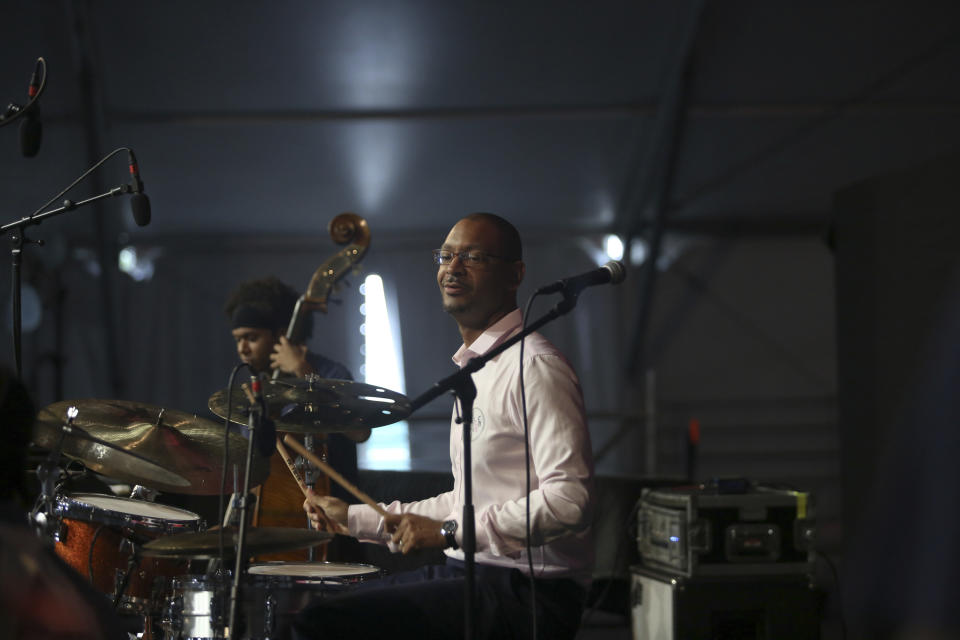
[131,193,152,226]
[19,113,41,157]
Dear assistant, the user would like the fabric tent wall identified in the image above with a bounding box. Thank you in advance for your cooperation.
[833,152,960,636]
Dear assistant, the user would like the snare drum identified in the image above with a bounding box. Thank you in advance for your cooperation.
[54,493,201,614]
[163,562,381,640]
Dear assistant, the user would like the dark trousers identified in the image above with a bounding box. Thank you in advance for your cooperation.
[291,558,585,640]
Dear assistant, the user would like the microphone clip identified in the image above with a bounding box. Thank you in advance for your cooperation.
[1,103,25,122]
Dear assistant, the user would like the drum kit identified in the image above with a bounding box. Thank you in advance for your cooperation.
[29,376,412,639]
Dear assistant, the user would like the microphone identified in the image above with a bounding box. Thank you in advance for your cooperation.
[249,374,276,459]
[19,60,42,157]
[535,260,627,296]
[127,149,152,226]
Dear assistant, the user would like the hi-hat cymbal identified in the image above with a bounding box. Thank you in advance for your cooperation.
[35,400,271,495]
[208,377,412,434]
[140,526,333,559]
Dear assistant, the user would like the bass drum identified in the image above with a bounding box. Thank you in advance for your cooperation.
[163,562,381,640]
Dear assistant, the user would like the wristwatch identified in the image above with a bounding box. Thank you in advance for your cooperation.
[441,520,459,550]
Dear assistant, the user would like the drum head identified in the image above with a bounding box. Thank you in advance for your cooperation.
[248,562,380,579]
[60,493,200,523]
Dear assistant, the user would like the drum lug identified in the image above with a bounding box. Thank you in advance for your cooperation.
[34,510,65,542]
[162,593,184,637]
[265,593,277,636]
[211,586,224,633]
[53,518,66,543]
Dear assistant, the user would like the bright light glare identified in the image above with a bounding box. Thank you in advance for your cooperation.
[603,234,624,261]
[358,274,410,470]
[630,238,648,266]
[117,245,156,282]
[118,247,136,272]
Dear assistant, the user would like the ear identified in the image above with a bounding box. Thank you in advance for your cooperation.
[510,261,525,291]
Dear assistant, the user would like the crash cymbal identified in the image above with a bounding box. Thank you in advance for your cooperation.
[140,526,333,559]
[35,400,271,495]
[208,377,412,434]
[31,418,189,490]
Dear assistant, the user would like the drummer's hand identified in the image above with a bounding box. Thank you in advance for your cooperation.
[385,513,446,555]
[303,489,349,535]
[271,336,313,377]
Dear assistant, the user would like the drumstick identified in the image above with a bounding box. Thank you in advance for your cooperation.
[283,433,388,517]
[243,381,310,497]
[275,437,310,496]
[244,383,313,497]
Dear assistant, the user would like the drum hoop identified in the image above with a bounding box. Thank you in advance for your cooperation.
[57,493,200,532]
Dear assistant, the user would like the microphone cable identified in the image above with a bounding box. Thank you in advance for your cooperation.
[22,146,130,220]
[519,290,541,640]
[573,499,644,638]
[0,57,46,130]
[218,362,250,569]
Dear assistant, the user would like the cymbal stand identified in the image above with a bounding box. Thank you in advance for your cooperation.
[300,434,321,560]
[31,405,78,541]
[112,539,141,610]
[220,465,242,528]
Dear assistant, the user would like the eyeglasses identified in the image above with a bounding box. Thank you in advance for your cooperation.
[432,249,502,267]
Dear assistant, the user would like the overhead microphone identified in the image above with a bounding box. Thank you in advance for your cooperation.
[126,149,152,226]
[535,260,627,296]
[19,59,43,157]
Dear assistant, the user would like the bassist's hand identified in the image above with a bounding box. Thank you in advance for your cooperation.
[271,336,314,377]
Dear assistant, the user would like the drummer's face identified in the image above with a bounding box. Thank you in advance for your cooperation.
[437,217,522,335]
[232,327,278,373]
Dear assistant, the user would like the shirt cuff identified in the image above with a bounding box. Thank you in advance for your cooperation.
[347,503,386,541]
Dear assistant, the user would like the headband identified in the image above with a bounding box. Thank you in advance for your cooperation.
[230,304,281,331]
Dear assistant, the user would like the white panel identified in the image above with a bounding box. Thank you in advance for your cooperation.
[631,571,675,640]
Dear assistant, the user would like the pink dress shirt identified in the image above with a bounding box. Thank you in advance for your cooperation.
[347,309,594,580]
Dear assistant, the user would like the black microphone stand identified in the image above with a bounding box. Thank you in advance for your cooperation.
[409,291,580,640]
[226,377,267,638]
[1,182,140,378]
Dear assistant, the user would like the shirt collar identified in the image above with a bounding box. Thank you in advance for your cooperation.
[451,308,523,368]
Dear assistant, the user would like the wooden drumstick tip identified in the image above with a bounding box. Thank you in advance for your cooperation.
[282,433,388,517]
[275,437,310,497]
[240,382,256,404]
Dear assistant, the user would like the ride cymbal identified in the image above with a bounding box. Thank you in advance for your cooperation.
[35,399,270,495]
[208,377,411,434]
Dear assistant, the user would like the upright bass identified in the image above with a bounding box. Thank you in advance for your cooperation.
[251,213,371,561]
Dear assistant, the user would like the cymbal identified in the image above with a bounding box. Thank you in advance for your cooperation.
[35,400,271,495]
[140,526,333,559]
[31,419,190,490]
[208,377,412,434]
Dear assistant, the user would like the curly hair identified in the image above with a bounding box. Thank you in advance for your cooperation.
[224,276,314,340]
